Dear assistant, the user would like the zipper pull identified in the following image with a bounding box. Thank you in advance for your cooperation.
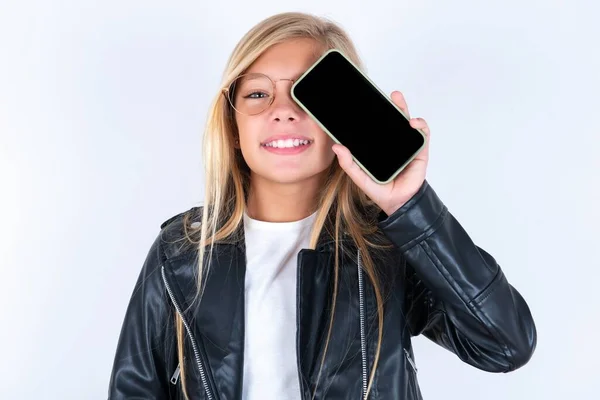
[170,363,181,385]
[403,348,418,373]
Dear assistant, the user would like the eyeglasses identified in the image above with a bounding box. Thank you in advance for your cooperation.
[222,73,296,116]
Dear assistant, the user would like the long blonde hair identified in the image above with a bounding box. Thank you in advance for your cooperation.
[176,11,391,399]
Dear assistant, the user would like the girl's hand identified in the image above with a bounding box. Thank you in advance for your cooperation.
[332,91,430,217]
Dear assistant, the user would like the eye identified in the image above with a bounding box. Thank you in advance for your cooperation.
[245,91,270,99]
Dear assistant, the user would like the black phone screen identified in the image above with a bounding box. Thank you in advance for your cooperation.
[292,50,425,183]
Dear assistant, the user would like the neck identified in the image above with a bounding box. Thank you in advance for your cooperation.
[245,172,325,223]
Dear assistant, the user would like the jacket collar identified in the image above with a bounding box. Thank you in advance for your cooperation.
[169,206,354,255]
[159,208,363,399]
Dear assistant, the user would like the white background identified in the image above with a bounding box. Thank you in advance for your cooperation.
[1,0,598,398]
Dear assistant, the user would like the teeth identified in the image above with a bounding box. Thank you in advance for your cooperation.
[263,139,311,148]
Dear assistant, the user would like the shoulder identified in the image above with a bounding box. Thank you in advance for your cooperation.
[160,205,203,229]
[158,205,204,260]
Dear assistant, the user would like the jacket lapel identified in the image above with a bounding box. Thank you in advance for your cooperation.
[163,243,245,400]
[163,216,357,399]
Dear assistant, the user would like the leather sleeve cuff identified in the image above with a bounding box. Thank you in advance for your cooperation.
[377,180,447,250]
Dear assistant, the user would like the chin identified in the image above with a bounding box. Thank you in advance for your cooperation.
[268,172,315,184]
[252,168,325,185]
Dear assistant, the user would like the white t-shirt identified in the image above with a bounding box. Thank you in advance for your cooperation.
[241,208,318,400]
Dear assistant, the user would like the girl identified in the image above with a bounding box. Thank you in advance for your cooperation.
[108,11,536,400]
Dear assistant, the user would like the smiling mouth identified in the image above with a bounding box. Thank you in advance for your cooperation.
[260,138,314,148]
[259,139,314,155]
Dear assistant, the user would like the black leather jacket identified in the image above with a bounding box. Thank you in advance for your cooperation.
[108,181,536,399]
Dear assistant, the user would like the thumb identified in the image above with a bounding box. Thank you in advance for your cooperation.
[332,144,350,165]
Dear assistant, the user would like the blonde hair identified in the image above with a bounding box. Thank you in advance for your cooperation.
[176,11,392,399]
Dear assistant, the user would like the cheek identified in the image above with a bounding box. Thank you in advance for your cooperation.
[235,115,253,138]
[235,116,265,151]
[310,122,335,152]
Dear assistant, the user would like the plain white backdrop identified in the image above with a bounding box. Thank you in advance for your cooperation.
[1,0,598,398]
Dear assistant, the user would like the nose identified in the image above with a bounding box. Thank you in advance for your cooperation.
[270,79,302,122]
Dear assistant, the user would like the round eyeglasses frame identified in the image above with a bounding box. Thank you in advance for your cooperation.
[221,73,297,116]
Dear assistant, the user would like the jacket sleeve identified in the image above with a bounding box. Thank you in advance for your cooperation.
[108,231,177,399]
[377,180,537,373]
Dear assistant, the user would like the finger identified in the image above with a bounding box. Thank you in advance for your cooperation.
[331,143,374,190]
[391,91,409,118]
[409,117,430,137]
[409,118,430,159]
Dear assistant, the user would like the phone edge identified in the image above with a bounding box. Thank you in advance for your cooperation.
[291,48,427,185]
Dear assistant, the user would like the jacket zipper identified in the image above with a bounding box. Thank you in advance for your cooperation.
[404,348,418,374]
[357,249,368,399]
[296,253,306,399]
[161,266,215,400]
[170,363,181,385]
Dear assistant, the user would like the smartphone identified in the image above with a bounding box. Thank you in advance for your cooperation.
[291,49,426,185]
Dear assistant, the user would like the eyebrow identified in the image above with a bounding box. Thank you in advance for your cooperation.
[244,70,304,81]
